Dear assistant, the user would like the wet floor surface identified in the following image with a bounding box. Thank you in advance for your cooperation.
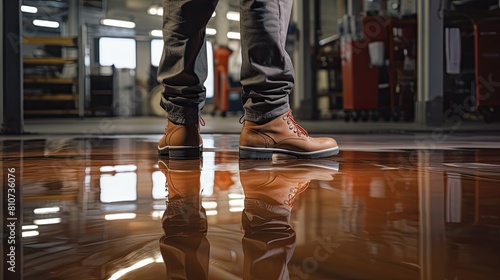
[1,135,500,280]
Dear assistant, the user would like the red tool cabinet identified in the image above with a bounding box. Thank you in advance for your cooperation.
[341,16,417,122]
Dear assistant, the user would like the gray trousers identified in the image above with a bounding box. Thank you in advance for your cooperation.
[158,0,294,124]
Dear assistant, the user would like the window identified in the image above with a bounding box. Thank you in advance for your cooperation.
[99,37,136,69]
[150,39,163,67]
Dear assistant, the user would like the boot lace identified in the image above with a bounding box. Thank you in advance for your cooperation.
[282,111,309,137]
[284,181,310,207]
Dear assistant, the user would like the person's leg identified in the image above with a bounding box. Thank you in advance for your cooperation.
[157,0,218,159]
[239,0,339,159]
[240,0,294,122]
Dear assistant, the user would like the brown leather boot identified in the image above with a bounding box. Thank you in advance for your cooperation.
[239,110,339,159]
[158,120,202,159]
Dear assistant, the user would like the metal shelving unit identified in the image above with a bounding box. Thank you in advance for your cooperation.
[23,33,86,117]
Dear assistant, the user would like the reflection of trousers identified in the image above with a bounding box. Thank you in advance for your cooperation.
[242,199,295,280]
[160,197,210,280]
[158,0,295,124]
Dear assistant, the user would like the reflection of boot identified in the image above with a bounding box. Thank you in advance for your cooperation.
[239,110,339,159]
[158,159,202,200]
[157,159,209,280]
[239,159,339,279]
[239,159,339,208]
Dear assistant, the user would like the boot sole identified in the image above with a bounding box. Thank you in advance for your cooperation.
[158,145,203,159]
[239,158,339,172]
[239,146,339,159]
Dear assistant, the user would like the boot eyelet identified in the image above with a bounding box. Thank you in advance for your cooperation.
[283,116,288,120]
[289,125,294,130]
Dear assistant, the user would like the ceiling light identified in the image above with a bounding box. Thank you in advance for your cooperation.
[227,31,240,40]
[101,19,136,29]
[148,5,158,15]
[148,5,163,16]
[21,5,38,13]
[156,7,163,16]
[150,30,163,37]
[33,19,60,29]
[226,11,240,21]
[206,28,217,35]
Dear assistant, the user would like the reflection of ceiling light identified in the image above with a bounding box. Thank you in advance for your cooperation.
[101,19,136,29]
[105,213,137,220]
[229,207,244,212]
[109,258,155,280]
[33,19,60,29]
[100,166,114,172]
[22,231,39,237]
[150,29,163,37]
[228,193,244,199]
[206,28,217,36]
[229,199,244,207]
[34,207,60,214]
[227,32,240,40]
[202,201,217,209]
[100,164,138,172]
[148,5,163,16]
[22,225,39,230]
[152,203,166,210]
[206,210,218,216]
[226,11,240,21]
[34,218,61,225]
[21,5,38,13]
[114,165,137,172]
[150,210,164,219]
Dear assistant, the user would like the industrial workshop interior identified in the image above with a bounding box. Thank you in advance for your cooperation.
[1,0,500,279]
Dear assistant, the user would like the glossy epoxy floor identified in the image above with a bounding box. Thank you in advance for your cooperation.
[1,134,500,280]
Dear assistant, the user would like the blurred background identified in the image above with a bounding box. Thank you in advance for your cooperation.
[2,0,500,134]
